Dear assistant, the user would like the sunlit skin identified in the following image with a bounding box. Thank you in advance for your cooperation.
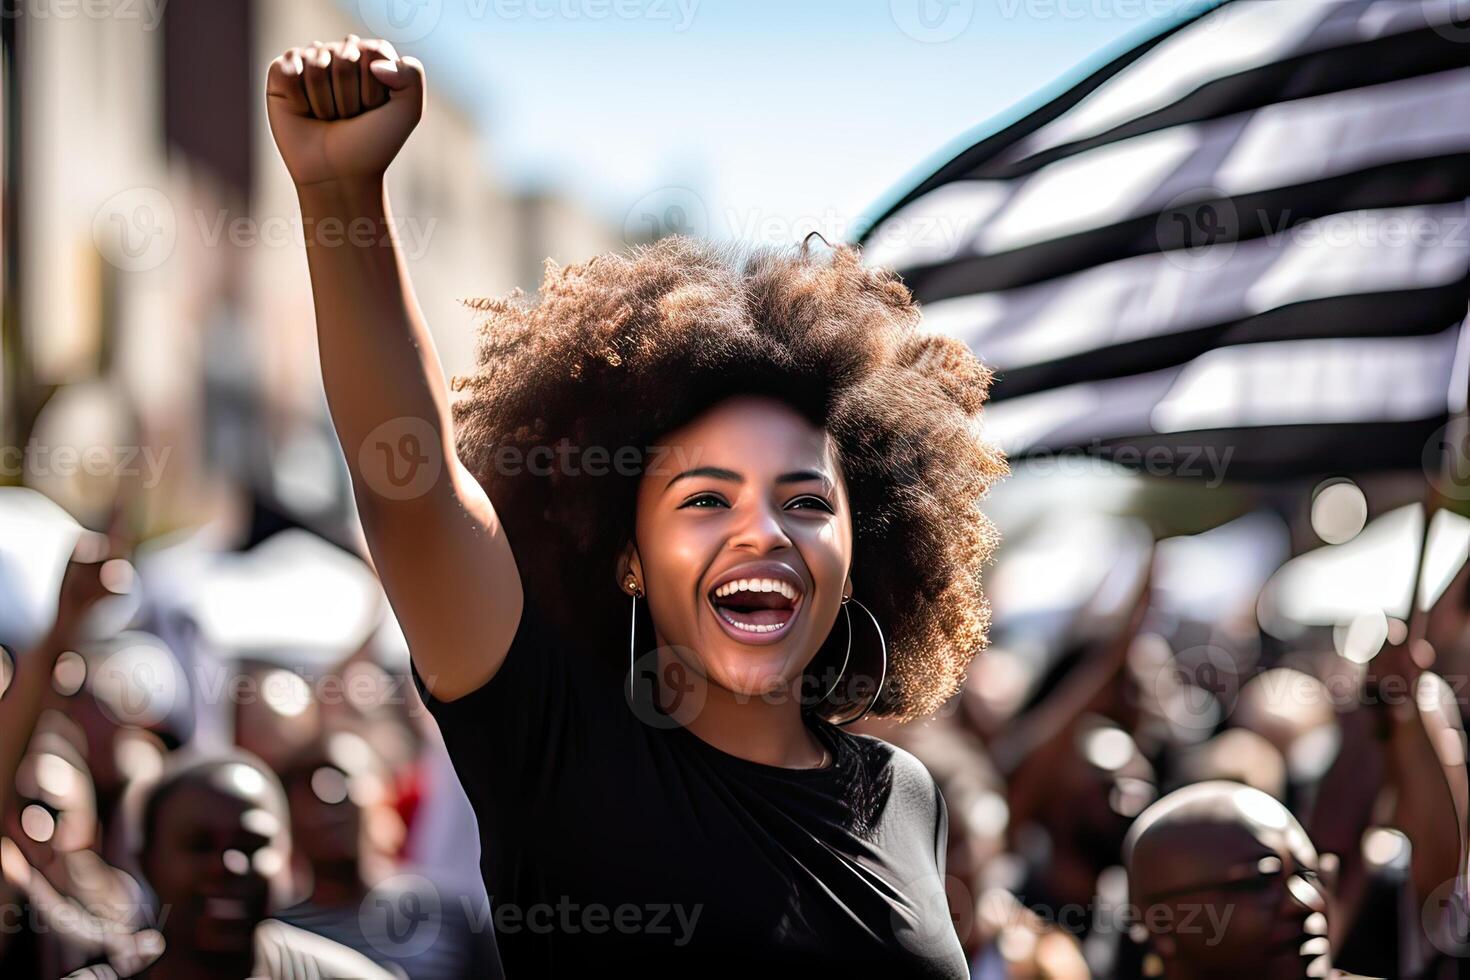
[1128,782,1331,980]
[8,749,97,865]
[620,395,854,770]
[0,529,132,832]
[1,743,139,949]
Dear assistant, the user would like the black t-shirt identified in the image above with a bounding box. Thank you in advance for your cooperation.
[413,603,970,978]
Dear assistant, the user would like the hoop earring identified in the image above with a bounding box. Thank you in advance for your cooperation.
[815,597,854,705]
[839,595,888,725]
[817,595,888,727]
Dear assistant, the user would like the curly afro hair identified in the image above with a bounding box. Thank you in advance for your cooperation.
[450,235,1008,721]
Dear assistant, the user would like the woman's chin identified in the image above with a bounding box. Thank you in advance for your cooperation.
[701,651,807,705]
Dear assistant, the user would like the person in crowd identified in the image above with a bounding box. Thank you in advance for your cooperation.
[69,751,397,980]
[995,709,1158,957]
[10,21,1470,980]
[1307,636,1468,977]
[1127,627,1469,980]
[274,731,499,978]
[0,529,146,976]
[3,726,153,976]
[1,530,133,823]
[264,32,1006,976]
[1125,780,1368,980]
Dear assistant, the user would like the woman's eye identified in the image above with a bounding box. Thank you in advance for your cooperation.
[787,496,834,513]
[680,493,728,509]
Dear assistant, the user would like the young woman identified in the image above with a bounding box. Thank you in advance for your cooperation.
[266,36,1006,976]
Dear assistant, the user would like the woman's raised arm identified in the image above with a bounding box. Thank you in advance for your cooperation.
[266,37,522,701]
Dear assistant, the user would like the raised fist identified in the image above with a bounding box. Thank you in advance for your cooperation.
[266,35,425,189]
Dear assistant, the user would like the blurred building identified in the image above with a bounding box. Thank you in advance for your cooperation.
[1,0,621,537]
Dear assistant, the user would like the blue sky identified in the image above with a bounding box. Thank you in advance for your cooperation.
[351,0,1202,241]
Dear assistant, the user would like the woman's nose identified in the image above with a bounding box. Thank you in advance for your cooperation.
[727,501,792,552]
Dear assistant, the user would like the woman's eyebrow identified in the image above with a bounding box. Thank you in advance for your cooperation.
[776,470,834,493]
[665,466,742,491]
[663,467,831,491]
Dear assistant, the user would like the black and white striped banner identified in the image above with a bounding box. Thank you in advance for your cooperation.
[862,0,1470,479]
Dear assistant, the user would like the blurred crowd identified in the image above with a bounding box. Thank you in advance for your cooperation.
[859,491,1470,979]
[3,474,1470,979]
[0,487,499,979]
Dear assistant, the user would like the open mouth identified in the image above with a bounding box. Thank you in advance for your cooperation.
[707,570,803,641]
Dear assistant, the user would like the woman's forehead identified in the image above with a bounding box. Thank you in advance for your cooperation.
[651,396,837,473]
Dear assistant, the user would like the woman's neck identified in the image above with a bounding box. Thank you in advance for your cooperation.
[654,646,827,769]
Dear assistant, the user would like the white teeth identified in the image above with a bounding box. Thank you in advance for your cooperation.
[716,608,787,633]
[712,578,799,601]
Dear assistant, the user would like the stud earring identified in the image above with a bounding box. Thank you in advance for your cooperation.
[625,578,643,704]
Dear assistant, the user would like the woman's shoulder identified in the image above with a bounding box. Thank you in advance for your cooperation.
[831,727,943,802]
[835,726,933,771]
[826,727,948,862]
